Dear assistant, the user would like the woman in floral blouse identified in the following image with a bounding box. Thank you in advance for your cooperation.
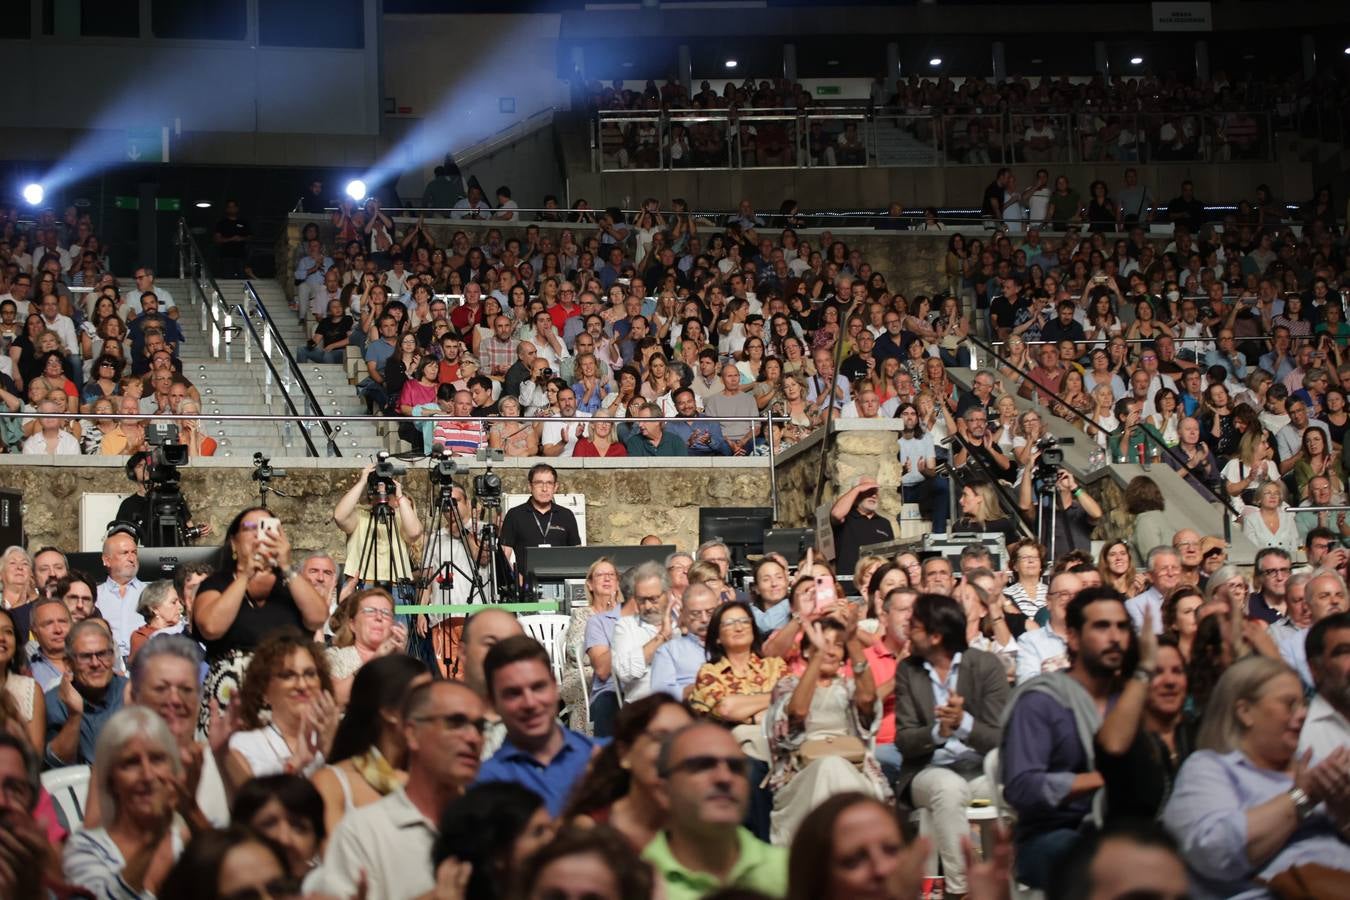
[688,601,785,725]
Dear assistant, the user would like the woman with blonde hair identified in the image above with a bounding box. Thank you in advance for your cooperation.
[562,557,626,736]
[1163,656,1350,898]
[1241,480,1301,556]
[324,588,408,706]
[487,396,539,457]
[953,480,1018,542]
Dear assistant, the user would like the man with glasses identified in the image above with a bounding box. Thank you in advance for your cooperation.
[1170,528,1205,588]
[124,267,177,319]
[477,635,596,815]
[314,680,485,900]
[43,619,127,766]
[499,463,580,566]
[1248,547,1294,624]
[643,722,787,899]
[651,582,719,701]
[612,561,675,703]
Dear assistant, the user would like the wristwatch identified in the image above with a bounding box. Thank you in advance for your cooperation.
[1288,787,1315,820]
[1131,666,1155,685]
[851,659,870,677]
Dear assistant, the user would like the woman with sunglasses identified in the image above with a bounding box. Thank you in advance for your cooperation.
[193,508,331,737]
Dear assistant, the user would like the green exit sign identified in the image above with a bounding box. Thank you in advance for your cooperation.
[815,85,842,96]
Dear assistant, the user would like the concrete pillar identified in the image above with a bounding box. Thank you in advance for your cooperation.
[1301,34,1317,79]
[1094,41,1110,78]
[886,42,901,94]
[1194,40,1209,82]
[783,43,797,83]
[677,44,692,96]
[992,41,1007,83]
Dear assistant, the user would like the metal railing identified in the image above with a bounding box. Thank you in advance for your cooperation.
[176,220,231,359]
[595,106,1277,172]
[229,306,320,457]
[241,281,342,457]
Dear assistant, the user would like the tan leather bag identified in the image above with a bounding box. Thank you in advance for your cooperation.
[799,734,867,766]
[1265,863,1350,899]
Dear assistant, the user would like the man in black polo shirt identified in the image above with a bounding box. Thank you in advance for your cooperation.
[982,168,1011,223]
[829,475,895,578]
[500,463,581,573]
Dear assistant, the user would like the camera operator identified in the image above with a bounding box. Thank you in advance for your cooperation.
[1017,443,1101,558]
[420,480,491,677]
[499,463,580,570]
[333,461,423,587]
[114,450,211,545]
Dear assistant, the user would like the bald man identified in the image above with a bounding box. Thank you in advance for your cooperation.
[462,608,525,758]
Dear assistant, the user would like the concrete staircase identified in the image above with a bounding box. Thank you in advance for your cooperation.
[871,118,941,167]
[162,278,383,459]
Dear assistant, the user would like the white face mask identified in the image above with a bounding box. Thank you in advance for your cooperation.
[1167,291,1181,301]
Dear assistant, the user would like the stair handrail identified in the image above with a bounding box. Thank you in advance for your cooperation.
[242,282,342,457]
[231,301,321,458]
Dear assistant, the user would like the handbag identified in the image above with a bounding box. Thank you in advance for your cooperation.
[799,734,867,767]
[1265,863,1350,899]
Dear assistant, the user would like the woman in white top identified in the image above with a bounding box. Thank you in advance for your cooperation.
[993,394,1020,455]
[1147,387,1183,448]
[1241,481,1302,557]
[0,607,43,750]
[1087,384,1120,448]
[1222,429,1279,503]
[63,707,206,899]
[226,631,339,785]
[324,588,408,707]
[312,654,429,836]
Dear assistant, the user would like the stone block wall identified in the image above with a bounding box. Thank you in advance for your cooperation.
[0,460,771,560]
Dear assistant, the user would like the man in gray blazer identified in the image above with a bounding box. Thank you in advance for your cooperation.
[894,593,1010,897]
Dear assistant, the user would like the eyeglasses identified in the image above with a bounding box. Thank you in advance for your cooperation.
[1260,567,1292,577]
[663,754,748,778]
[720,617,753,629]
[359,606,394,621]
[412,713,489,735]
[274,667,320,685]
[74,648,114,666]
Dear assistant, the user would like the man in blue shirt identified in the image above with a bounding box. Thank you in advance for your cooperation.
[476,634,597,816]
[665,388,732,456]
[44,619,128,767]
[358,314,399,411]
[650,583,718,701]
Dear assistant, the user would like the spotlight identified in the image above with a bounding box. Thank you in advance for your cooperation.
[345,179,367,201]
[1129,56,1144,65]
[928,57,942,67]
[724,59,737,69]
[195,201,212,209]
[21,183,44,206]
[1344,46,1350,55]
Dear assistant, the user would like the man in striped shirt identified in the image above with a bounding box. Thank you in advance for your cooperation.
[430,387,484,457]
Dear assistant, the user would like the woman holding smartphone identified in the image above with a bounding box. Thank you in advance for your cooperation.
[192,508,331,738]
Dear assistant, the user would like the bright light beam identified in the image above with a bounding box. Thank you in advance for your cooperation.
[21,183,45,206]
[345,179,368,201]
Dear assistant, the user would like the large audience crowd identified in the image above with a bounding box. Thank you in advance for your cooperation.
[591,69,1350,168]
[0,163,1349,899]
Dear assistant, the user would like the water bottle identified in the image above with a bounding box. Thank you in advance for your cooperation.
[283,421,294,450]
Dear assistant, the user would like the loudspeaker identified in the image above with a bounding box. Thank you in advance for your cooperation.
[0,489,23,549]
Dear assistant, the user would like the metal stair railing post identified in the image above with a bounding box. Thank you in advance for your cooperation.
[242,282,343,458]
[230,302,320,458]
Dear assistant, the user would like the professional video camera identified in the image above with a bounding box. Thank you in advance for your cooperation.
[473,466,503,507]
[1031,434,1074,493]
[429,447,465,486]
[144,422,188,484]
[368,450,407,502]
[252,452,287,483]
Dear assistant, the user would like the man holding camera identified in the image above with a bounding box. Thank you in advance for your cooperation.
[334,460,423,586]
[1017,446,1101,556]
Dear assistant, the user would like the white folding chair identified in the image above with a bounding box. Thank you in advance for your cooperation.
[41,765,91,834]
[517,614,571,684]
